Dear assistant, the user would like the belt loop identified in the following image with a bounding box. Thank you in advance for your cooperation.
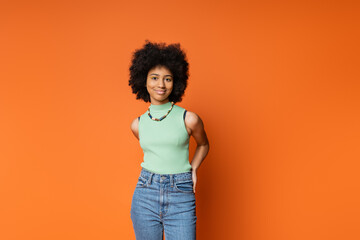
[148,173,153,186]
[170,174,173,187]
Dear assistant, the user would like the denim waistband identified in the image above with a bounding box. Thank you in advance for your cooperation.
[140,168,192,184]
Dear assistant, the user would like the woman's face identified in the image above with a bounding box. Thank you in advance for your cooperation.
[146,65,173,105]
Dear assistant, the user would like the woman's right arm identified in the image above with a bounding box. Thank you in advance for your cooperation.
[130,117,139,140]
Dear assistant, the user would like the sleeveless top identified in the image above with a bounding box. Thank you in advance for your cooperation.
[138,101,192,174]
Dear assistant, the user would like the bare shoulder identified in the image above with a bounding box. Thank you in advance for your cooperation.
[130,117,139,139]
[184,111,204,131]
[130,117,139,130]
[184,110,208,145]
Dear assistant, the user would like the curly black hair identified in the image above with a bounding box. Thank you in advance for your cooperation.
[128,40,189,103]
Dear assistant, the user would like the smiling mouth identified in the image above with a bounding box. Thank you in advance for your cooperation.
[155,90,166,94]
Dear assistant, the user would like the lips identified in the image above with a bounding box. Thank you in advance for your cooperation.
[155,90,166,95]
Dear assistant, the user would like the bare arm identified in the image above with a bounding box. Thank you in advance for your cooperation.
[185,111,210,192]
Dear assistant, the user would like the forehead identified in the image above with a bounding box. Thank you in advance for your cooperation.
[148,65,172,76]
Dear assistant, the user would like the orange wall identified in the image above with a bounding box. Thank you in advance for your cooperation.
[1,0,359,239]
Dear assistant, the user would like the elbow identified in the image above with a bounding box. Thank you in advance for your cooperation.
[200,142,210,153]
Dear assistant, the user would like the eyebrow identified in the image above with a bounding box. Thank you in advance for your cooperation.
[149,73,173,77]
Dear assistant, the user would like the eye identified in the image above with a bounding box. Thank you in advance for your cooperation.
[151,76,157,80]
[166,78,172,82]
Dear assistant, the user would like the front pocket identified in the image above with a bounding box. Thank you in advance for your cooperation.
[136,176,148,188]
[174,179,194,193]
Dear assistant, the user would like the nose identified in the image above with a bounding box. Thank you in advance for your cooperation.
[158,79,165,88]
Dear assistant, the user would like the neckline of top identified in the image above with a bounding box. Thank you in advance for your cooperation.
[149,101,174,112]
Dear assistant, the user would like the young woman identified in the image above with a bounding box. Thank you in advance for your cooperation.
[128,40,209,240]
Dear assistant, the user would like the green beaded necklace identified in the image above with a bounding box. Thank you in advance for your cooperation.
[147,101,175,121]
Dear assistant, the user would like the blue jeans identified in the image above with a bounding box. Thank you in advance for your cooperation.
[130,168,197,240]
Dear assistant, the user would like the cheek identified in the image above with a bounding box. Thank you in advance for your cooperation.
[167,86,173,94]
[146,81,154,89]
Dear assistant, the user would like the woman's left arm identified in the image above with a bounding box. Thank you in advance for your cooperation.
[185,111,210,193]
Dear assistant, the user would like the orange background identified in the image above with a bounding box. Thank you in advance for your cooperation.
[1,0,359,239]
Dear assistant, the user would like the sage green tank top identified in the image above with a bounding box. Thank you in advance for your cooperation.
[138,101,192,174]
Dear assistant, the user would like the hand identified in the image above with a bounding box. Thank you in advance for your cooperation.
[192,169,197,193]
